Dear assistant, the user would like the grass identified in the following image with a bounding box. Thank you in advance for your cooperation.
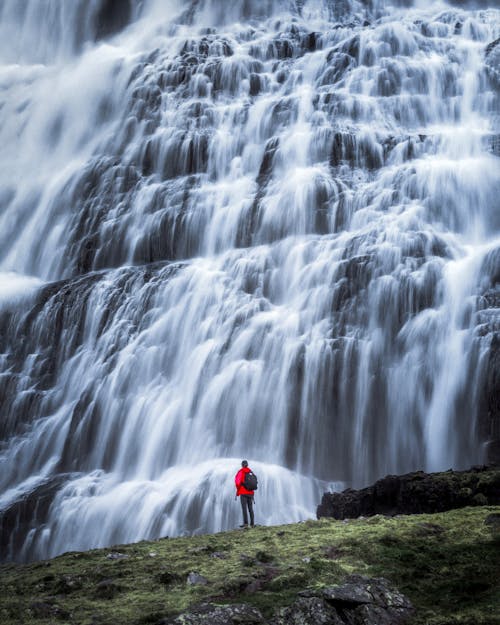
[0,506,499,625]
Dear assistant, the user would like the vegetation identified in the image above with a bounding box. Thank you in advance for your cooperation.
[1,506,499,625]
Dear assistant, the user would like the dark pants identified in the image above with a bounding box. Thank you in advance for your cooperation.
[240,494,254,526]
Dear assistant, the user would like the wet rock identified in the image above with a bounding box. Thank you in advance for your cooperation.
[0,474,71,561]
[161,603,265,624]
[485,37,500,84]
[94,0,132,42]
[478,332,500,467]
[272,576,413,625]
[317,466,500,519]
[484,134,500,158]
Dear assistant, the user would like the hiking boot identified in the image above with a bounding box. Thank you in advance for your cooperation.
[239,524,248,528]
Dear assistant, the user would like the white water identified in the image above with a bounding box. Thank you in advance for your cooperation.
[0,0,499,561]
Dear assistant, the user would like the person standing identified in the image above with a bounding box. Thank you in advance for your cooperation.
[235,460,255,528]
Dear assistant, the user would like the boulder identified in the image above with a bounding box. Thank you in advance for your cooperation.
[272,576,413,625]
[186,572,208,585]
[160,603,265,625]
[94,579,121,599]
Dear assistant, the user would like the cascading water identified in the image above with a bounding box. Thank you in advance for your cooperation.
[0,0,499,562]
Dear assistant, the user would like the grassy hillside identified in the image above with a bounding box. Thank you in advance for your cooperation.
[1,506,499,625]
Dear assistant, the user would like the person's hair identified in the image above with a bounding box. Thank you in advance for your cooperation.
[241,460,248,467]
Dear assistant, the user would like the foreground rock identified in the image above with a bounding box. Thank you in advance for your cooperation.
[271,576,413,625]
[317,466,500,519]
[160,603,265,625]
[160,576,412,625]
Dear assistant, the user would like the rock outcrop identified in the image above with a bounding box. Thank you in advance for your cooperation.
[317,466,500,520]
[271,576,413,625]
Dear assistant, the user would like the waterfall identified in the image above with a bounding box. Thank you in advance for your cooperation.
[0,0,498,562]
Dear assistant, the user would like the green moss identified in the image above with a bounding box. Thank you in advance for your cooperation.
[1,507,499,624]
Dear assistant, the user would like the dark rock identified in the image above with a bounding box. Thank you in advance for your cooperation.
[244,579,265,593]
[255,550,274,563]
[161,603,265,624]
[486,37,500,57]
[321,582,373,604]
[486,440,500,466]
[273,576,412,625]
[29,601,70,620]
[484,134,500,158]
[157,570,180,586]
[475,247,500,464]
[0,474,72,562]
[317,466,500,519]
[53,574,83,594]
[240,553,257,566]
[485,37,500,84]
[95,579,121,599]
[94,0,132,42]
[271,596,343,625]
[413,522,445,537]
[484,513,500,528]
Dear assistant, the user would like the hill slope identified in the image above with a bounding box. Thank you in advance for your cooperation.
[1,507,499,625]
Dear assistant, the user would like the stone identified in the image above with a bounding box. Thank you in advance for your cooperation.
[321,582,373,604]
[276,576,413,625]
[161,603,265,624]
[186,572,208,585]
[30,601,70,620]
[157,570,179,586]
[95,579,121,599]
[105,551,128,560]
[484,513,500,529]
[53,574,82,594]
[271,596,344,625]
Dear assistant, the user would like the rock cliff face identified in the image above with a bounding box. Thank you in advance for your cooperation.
[317,466,500,519]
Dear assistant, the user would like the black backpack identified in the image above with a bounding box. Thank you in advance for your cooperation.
[243,471,258,491]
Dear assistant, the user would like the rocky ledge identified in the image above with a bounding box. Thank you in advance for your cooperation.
[317,465,500,520]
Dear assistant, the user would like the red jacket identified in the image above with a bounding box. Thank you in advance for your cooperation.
[235,467,254,496]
